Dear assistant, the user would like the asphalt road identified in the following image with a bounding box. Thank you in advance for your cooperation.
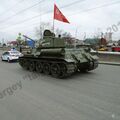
[0,51,120,120]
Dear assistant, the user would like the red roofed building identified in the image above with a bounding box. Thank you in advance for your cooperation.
[7,41,18,46]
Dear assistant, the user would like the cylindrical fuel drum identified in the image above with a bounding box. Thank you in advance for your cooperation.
[40,48,65,56]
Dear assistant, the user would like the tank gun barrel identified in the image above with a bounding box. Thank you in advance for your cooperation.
[23,35,35,41]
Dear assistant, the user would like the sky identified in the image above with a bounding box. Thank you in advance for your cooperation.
[0,0,120,43]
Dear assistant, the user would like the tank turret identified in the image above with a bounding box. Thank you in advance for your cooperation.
[39,29,65,48]
[19,29,98,78]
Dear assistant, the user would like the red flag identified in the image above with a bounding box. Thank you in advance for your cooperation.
[54,4,70,23]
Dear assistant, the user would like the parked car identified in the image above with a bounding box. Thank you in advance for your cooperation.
[1,50,23,62]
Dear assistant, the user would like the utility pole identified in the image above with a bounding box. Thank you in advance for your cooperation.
[39,1,42,46]
[74,27,78,48]
[83,32,86,40]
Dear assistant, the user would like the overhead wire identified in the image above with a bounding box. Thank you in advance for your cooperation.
[0,0,25,16]
[0,0,86,30]
[1,0,120,31]
[0,0,45,23]
[68,0,120,16]
[58,0,85,9]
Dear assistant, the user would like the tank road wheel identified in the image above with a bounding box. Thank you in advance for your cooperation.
[59,63,67,78]
[43,63,50,75]
[29,61,35,72]
[36,62,43,73]
[51,63,61,78]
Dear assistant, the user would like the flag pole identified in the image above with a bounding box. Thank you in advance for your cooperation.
[74,27,78,48]
[52,18,55,47]
[53,3,55,35]
[53,18,55,35]
[53,4,55,47]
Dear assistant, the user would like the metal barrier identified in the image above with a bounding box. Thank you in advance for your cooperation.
[91,51,120,62]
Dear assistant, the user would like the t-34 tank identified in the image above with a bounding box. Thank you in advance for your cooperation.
[19,30,98,78]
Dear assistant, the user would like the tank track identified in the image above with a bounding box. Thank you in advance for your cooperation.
[78,59,98,72]
[19,57,75,78]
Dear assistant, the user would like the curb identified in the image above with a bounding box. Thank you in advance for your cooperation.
[99,61,120,66]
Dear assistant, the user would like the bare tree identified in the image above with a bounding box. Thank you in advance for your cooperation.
[55,28,63,37]
[62,32,72,38]
[35,22,52,39]
[118,40,120,46]
[35,22,72,39]
[16,33,25,45]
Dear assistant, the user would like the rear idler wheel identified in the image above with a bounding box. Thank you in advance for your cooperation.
[51,63,61,78]
[36,62,43,73]
[43,63,50,75]
[23,60,29,70]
